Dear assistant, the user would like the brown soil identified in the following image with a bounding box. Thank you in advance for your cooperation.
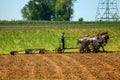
[0,53,120,80]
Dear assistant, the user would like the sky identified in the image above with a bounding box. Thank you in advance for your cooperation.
[0,0,120,21]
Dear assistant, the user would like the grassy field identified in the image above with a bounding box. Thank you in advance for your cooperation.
[0,21,120,54]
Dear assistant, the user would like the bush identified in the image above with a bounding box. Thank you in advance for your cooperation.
[78,18,83,22]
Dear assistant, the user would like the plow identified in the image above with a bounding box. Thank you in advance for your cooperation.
[10,48,47,55]
[10,42,79,55]
[10,45,79,55]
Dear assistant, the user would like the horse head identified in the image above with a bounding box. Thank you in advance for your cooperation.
[101,32,109,45]
[77,38,82,45]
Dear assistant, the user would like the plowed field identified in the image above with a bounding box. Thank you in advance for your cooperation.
[0,53,120,80]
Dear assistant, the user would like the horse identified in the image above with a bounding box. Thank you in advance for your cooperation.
[77,32,109,53]
[92,32,109,52]
[77,35,95,53]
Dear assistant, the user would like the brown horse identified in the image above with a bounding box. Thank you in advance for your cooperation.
[77,32,109,53]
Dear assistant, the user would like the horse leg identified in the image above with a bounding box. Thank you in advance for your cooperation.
[86,47,91,53]
[100,45,105,52]
[80,44,85,53]
[93,46,96,53]
[80,41,86,53]
[91,43,97,53]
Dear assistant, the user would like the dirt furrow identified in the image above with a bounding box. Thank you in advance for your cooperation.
[11,55,37,79]
[88,54,120,79]
[0,55,24,79]
[81,54,120,80]
[62,54,97,80]
[40,54,64,79]
[98,53,120,70]
[67,53,120,80]
[45,54,79,79]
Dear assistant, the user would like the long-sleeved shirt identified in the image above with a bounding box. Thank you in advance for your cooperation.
[61,34,64,39]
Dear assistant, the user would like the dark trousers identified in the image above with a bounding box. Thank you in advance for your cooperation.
[61,39,65,49]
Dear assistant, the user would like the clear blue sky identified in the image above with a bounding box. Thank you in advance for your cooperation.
[0,0,120,21]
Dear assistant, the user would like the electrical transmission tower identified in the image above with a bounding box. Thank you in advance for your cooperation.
[96,0,119,21]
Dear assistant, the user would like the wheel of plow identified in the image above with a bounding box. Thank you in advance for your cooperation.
[25,49,32,54]
[39,49,46,54]
[56,47,63,53]
[10,51,17,55]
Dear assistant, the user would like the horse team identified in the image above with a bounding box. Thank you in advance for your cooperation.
[77,32,109,53]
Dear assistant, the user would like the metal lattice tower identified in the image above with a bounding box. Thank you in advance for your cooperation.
[95,0,119,21]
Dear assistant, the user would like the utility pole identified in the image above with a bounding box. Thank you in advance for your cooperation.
[96,0,119,21]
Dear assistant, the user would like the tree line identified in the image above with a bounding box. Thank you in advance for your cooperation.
[21,0,76,21]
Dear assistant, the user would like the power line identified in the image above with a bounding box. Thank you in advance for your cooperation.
[96,0,119,21]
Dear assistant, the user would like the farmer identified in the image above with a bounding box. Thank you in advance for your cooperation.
[61,32,65,49]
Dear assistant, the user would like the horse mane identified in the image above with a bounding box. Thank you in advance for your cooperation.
[89,35,97,38]
[100,32,108,35]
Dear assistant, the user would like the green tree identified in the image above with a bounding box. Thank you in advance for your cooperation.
[21,0,76,21]
[21,0,53,20]
[78,17,84,22]
[55,0,76,21]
